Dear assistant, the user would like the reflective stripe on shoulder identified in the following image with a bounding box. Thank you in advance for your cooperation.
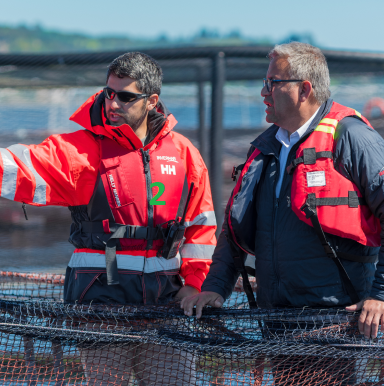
[318,118,338,127]
[68,251,181,274]
[7,144,47,205]
[180,243,216,259]
[354,110,362,118]
[0,148,18,200]
[184,211,217,227]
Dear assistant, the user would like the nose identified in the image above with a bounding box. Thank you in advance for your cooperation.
[261,83,271,97]
[110,98,121,110]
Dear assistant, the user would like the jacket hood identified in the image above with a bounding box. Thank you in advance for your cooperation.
[70,90,178,150]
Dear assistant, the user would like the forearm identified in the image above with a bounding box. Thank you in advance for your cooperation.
[201,231,240,300]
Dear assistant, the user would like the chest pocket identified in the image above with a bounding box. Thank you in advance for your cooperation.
[102,156,134,208]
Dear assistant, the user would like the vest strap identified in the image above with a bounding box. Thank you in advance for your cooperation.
[232,163,245,182]
[305,192,366,210]
[286,150,333,175]
[225,235,258,309]
[81,221,167,285]
[81,221,165,240]
[301,197,361,304]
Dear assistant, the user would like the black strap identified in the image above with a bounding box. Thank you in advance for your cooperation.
[232,163,245,182]
[225,235,257,309]
[305,192,365,209]
[81,222,164,240]
[286,148,333,175]
[301,199,361,304]
[81,222,167,286]
[105,227,127,286]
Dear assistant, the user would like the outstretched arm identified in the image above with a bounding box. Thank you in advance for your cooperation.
[0,130,100,207]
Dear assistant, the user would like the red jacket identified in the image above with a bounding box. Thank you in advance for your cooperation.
[0,91,217,302]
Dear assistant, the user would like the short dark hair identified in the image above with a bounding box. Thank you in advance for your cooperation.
[106,52,163,95]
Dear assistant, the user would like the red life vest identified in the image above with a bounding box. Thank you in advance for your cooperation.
[290,102,381,247]
[99,133,188,252]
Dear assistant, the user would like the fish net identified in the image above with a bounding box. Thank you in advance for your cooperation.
[0,270,382,385]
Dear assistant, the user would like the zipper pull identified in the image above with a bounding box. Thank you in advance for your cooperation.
[140,149,150,173]
[275,198,279,209]
[22,202,28,220]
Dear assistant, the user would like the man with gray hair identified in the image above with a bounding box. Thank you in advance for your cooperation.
[182,42,384,384]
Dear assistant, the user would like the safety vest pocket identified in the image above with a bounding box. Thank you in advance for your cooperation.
[102,157,134,208]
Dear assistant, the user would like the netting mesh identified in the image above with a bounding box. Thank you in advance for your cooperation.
[0,271,382,385]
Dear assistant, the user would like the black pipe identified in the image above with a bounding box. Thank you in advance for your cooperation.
[210,52,225,233]
[2,45,384,67]
[197,65,208,164]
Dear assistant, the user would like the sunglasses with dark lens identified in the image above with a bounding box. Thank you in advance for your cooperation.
[263,78,303,93]
[103,87,149,103]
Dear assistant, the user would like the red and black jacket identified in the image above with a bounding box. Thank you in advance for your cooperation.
[0,91,217,304]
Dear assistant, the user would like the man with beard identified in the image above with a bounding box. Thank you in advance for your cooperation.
[0,52,216,385]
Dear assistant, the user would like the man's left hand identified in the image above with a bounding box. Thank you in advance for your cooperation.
[346,297,384,339]
[174,285,199,301]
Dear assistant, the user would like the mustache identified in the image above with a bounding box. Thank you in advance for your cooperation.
[107,108,124,115]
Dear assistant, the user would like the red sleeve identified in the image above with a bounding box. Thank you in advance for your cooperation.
[0,130,100,206]
[170,131,217,291]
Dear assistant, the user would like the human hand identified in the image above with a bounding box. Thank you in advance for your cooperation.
[346,297,384,339]
[174,285,199,301]
[180,291,224,319]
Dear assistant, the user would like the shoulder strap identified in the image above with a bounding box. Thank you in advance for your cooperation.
[286,148,333,175]
[301,197,361,304]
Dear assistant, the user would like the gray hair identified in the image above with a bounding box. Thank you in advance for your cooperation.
[107,52,163,95]
[268,42,331,105]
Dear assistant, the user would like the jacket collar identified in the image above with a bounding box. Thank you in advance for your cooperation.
[251,98,334,157]
[70,90,177,151]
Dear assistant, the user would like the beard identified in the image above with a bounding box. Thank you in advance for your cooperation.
[125,103,148,131]
[108,101,148,131]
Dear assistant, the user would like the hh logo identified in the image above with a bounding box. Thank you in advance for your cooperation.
[161,164,176,175]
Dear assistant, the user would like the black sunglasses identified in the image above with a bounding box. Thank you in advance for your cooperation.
[103,87,149,103]
[263,78,303,93]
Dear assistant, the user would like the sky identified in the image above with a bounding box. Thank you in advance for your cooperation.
[1,0,384,52]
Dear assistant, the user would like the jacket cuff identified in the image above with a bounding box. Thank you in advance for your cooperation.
[200,283,228,300]
[184,274,203,292]
[369,287,384,302]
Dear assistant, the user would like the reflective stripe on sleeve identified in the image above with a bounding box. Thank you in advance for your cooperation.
[184,211,217,227]
[180,243,216,259]
[68,251,181,274]
[7,144,47,205]
[0,148,18,200]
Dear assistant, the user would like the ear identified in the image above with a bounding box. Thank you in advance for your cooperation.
[299,80,313,103]
[147,94,159,111]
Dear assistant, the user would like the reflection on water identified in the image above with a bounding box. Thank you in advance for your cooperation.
[0,200,73,273]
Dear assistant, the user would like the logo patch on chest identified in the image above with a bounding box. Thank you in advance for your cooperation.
[157,156,178,163]
[107,173,122,206]
[161,164,176,175]
[306,171,326,187]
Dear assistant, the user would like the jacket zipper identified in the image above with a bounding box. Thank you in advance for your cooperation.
[271,158,280,286]
[271,137,311,288]
[140,148,154,254]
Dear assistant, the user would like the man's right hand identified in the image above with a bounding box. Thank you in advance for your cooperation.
[180,291,224,319]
